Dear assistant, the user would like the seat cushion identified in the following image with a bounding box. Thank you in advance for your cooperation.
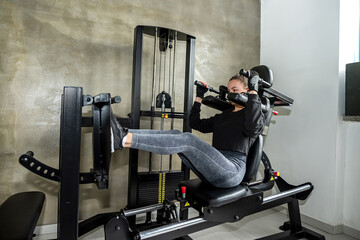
[180,179,247,208]
[0,191,45,240]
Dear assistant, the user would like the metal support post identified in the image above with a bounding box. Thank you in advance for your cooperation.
[57,86,83,240]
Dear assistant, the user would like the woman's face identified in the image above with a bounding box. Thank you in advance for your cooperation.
[228,79,248,94]
[228,79,248,107]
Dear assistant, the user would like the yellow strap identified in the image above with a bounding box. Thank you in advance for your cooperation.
[162,173,166,202]
[158,173,167,203]
[158,173,163,203]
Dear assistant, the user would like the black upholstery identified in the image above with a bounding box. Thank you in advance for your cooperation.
[201,96,233,112]
[0,191,45,240]
[242,135,263,183]
[180,179,247,208]
[181,135,263,208]
[251,65,273,87]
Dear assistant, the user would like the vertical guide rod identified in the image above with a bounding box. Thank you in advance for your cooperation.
[158,32,164,177]
[182,36,195,209]
[171,31,177,122]
[169,31,177,171]
[168,31,172,94]
[167,31,173,171]
[149,27,158,173]
[162,38,167,94]
[159,31,168,172]
[151,27,158,110]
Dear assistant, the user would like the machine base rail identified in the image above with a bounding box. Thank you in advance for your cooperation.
[256,221,326,240]
[99,177,325,240]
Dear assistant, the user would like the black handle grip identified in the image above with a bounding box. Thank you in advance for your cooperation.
[239,69,251,78]
[239,69,272,89]
[194,81,220,94]
[259,78,271,89]
[194,80,207,88]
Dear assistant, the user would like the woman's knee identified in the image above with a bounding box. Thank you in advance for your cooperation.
[182,132,194,138]
[171,129,182,134]
[181,132,198,143]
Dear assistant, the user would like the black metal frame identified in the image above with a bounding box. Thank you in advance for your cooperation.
[18,84,326,240]
[128,25,195,214]
[99,174,324,240]
[19,87,130,239]
[57,87,83,239]
[58,88,121,239]
[15,24,326,239]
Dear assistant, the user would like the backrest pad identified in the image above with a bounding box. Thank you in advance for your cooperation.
[242,135,263,183]
[251,65,273,88]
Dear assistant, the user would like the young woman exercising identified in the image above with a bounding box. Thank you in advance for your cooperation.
[111,72,264,188]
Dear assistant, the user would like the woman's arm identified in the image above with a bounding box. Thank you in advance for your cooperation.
[243,93,264,137]
[189,101,215,133]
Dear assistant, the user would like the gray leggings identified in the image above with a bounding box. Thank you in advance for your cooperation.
[129,129,246,188]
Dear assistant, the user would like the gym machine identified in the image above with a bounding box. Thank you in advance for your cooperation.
[128,26,195,222]
[11,65,326,240]
[0,24,325,239]
[97,65,326,240]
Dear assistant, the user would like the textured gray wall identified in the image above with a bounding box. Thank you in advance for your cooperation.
[0,0,260,224]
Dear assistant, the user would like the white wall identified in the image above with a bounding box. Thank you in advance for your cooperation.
[343,123,360,232]
[340,0,360,234]
[260,0,351,231]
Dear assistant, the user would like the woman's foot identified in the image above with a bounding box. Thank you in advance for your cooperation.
[110,110,128,152]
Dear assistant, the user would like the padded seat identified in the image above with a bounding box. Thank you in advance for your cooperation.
[180,179,247,208]
[180,135,264,208]
[0,191,45,240]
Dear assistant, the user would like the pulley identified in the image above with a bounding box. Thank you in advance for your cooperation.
[156,91,172,109]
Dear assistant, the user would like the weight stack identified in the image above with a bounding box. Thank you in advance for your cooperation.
[137,171,185,207]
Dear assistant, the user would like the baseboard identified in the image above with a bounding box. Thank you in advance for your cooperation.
[273,206,360,239]
[344,225,360,239]
[34,223,57,235]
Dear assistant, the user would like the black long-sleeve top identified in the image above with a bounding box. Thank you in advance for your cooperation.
[189,94,264,155]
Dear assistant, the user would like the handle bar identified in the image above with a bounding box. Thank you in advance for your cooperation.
[239,69,272,89]
[227,92,270,113]
[194,80,220,94]
[194,80,272,113]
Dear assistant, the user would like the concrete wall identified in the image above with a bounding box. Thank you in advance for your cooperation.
[261,0,360,236]
[0,0,260,225]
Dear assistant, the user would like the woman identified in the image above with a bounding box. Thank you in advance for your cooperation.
[111,72,264,188]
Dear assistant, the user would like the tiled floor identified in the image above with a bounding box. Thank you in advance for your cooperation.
[35,209,358,240]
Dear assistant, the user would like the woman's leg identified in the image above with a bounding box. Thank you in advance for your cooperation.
[128,129,182,135]
[128,131,245,188]
[110,112,245,188]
